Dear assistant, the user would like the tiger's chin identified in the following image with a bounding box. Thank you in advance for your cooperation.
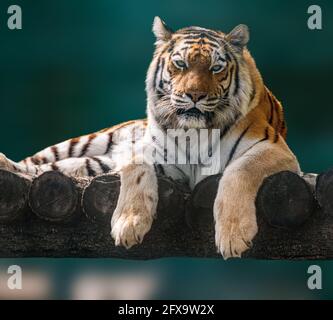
[176,114,210,129]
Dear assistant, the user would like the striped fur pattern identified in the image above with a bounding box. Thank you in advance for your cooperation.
[0,17,300,259]
[146,23,254,131]
[0,120,147,177]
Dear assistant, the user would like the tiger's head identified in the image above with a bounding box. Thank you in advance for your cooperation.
[146,17,261,130]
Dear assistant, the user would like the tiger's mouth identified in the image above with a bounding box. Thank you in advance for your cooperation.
[176,107,204,118]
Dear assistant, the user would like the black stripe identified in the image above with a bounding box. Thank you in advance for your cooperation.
[69,138,80,157]
[154,164,165,176]
[41,157,48,164]
[264,126,269,140]
[167,39,175,53]
[219,64,231,82]
[153,56,161,90]
[254,127,270,146]
[205,111,214,128]
[225,125,251,167]
[178,28,222,38]
[268,93,274,125]
[31,157,40,165]
[233,60,240,95]
[239,126,270,156]
[80,134,96,157]
[51,163,59,171]
[205,102,219,107]
[281,120,286,131]
[156,89,164,99]
[225,53,232,62]
[93,157,111,174]
[239,138,269,158]
[207,97,219,102]
[172,52,182,58]
[221,65,234,93]
[227,51,240,95]
[183,34,221,45]
[273,131,279,143]
[85,159,96,176]
[174,99,187,104]
[158,58,165,90]
[51,146,59,161]
[183,39,219,49]
[104,132,113,154]
[219,112,241,140]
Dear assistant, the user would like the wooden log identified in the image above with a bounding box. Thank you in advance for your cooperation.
[185,174,219,231]
[1,168,333,260]
[256,171,315,228]
[82,174,120,224]
[186,171,317,230]
[316,168,333,216]
[29,171,88,223]
[82,173,191,226]
[184,170,333,260]
[0,173,192,259]
[0,169,31,223]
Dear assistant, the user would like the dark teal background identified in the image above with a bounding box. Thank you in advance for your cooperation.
[1,0,333,299]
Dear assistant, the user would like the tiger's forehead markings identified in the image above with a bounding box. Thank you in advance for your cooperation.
[177,27,224,42]
[172,39,217,59]
[171,38,227,67]
[171,28,227,57]
[182,39,220,49]
[181,33,221,45]
[187,48,211,67]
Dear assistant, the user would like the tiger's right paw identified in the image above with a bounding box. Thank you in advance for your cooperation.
[111,192,158,249]
[111,209,153,249]
[110,189,157,249]
[111,163,158,249]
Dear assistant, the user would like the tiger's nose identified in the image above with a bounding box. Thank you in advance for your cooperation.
[185,91,207,103]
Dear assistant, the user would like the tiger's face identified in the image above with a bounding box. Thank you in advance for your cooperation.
[146,17,254,130]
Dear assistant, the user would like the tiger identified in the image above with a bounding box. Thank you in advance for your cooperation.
[0,17,300,259]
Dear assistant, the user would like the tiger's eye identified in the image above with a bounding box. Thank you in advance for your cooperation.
[174,60,187,69]
[211,65,224,73]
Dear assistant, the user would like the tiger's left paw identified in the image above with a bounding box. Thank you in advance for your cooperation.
[214,200,258,260]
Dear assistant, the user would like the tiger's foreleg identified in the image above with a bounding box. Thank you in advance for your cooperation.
[110,163,158,248]
[214,140,300,259]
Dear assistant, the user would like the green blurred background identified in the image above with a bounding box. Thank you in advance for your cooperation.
[0,0,333,299]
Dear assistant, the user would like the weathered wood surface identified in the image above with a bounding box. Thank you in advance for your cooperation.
[0,167,332,260]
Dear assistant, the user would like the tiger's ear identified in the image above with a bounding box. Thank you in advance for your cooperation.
[226,24,249,51]
[152,16,173,43]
